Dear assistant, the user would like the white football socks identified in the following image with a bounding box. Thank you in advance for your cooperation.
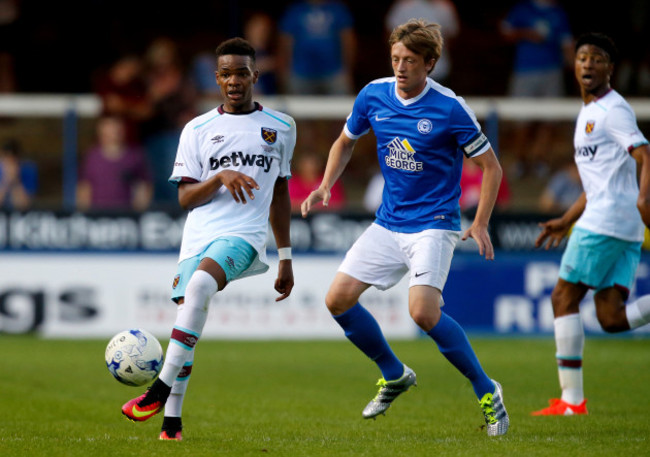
[164,350,194,418]
[554,314,584,405]
[625,294,650,329]
[159,270,218,387]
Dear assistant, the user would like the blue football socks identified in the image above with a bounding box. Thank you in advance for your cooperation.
[427,312,494,398]
[333,303,405,381]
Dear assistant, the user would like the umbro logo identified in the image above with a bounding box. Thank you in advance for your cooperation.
[211,135,224,144]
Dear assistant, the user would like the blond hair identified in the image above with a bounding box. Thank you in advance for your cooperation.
[388,19,443,63]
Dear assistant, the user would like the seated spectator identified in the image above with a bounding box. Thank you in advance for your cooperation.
[0,139,37,210]
[538,160,582,213]
[77,115,152,211]
[460,156,510,213]
[289,152,346,212]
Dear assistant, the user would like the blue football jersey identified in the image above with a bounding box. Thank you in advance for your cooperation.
[345,77,490,233]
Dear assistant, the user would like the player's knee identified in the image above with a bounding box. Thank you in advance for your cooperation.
[594,291,630,333]
[325,290,354,316]
[551,289,576,316]
[596,311,628,333]
[409,308,439,332]
[410,313,436,332]
[598,319,627,333]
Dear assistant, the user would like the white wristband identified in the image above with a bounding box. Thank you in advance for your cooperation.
[278,247,292,261]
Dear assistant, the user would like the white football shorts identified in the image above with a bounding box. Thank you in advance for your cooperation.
[338,222,460,291]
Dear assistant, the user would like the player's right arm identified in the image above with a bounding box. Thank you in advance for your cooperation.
[535,191,586,250]
[177,170,260,210]
[301,131,357,217]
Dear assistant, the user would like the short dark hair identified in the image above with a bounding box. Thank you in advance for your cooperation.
[215,37,256,62]
[575,33,618,63]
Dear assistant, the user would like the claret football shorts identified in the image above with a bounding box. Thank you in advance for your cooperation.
[338,222,460,291]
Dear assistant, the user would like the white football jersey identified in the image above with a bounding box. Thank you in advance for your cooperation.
[573,90,649,242]
[169,103,295,275]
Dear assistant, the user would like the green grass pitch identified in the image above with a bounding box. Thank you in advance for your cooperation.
[0,335,648,456]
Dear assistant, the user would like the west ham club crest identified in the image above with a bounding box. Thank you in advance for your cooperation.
[262,127,277,144]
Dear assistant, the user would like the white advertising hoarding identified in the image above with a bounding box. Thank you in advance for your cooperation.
[0,253,416,339]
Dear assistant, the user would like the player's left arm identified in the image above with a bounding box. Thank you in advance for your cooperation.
[270,176,294,301]
[632,143,650,227]
[461,147,502,260]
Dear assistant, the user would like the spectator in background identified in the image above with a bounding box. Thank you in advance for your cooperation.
[0,139,37,210]
[278,0,356,95]
[460,155,510,213]
[289,151,346,212]
[538,159,582,214]
[142,37,197,206]
[500,0,573,178]
[245,12,279,95]
[385,0,459,86]
[77,115,152,212]
[93,54,152,143]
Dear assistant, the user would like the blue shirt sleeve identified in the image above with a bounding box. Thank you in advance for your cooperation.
[450,99,490,158]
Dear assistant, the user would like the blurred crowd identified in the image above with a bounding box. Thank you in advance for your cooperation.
[1,0,648,214]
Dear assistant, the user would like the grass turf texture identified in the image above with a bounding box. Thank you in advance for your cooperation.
[0,336,648,456]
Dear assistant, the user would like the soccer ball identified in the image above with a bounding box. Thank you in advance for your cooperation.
[105,328,164,387]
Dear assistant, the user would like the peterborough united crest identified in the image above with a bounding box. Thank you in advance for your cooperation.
[261,127,277,144]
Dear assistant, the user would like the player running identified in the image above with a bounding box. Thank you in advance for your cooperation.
[120,37,296,440]
[301,19,509,436]
[532,32,650,416]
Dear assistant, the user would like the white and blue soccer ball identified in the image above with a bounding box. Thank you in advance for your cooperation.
[105,328,164,387]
